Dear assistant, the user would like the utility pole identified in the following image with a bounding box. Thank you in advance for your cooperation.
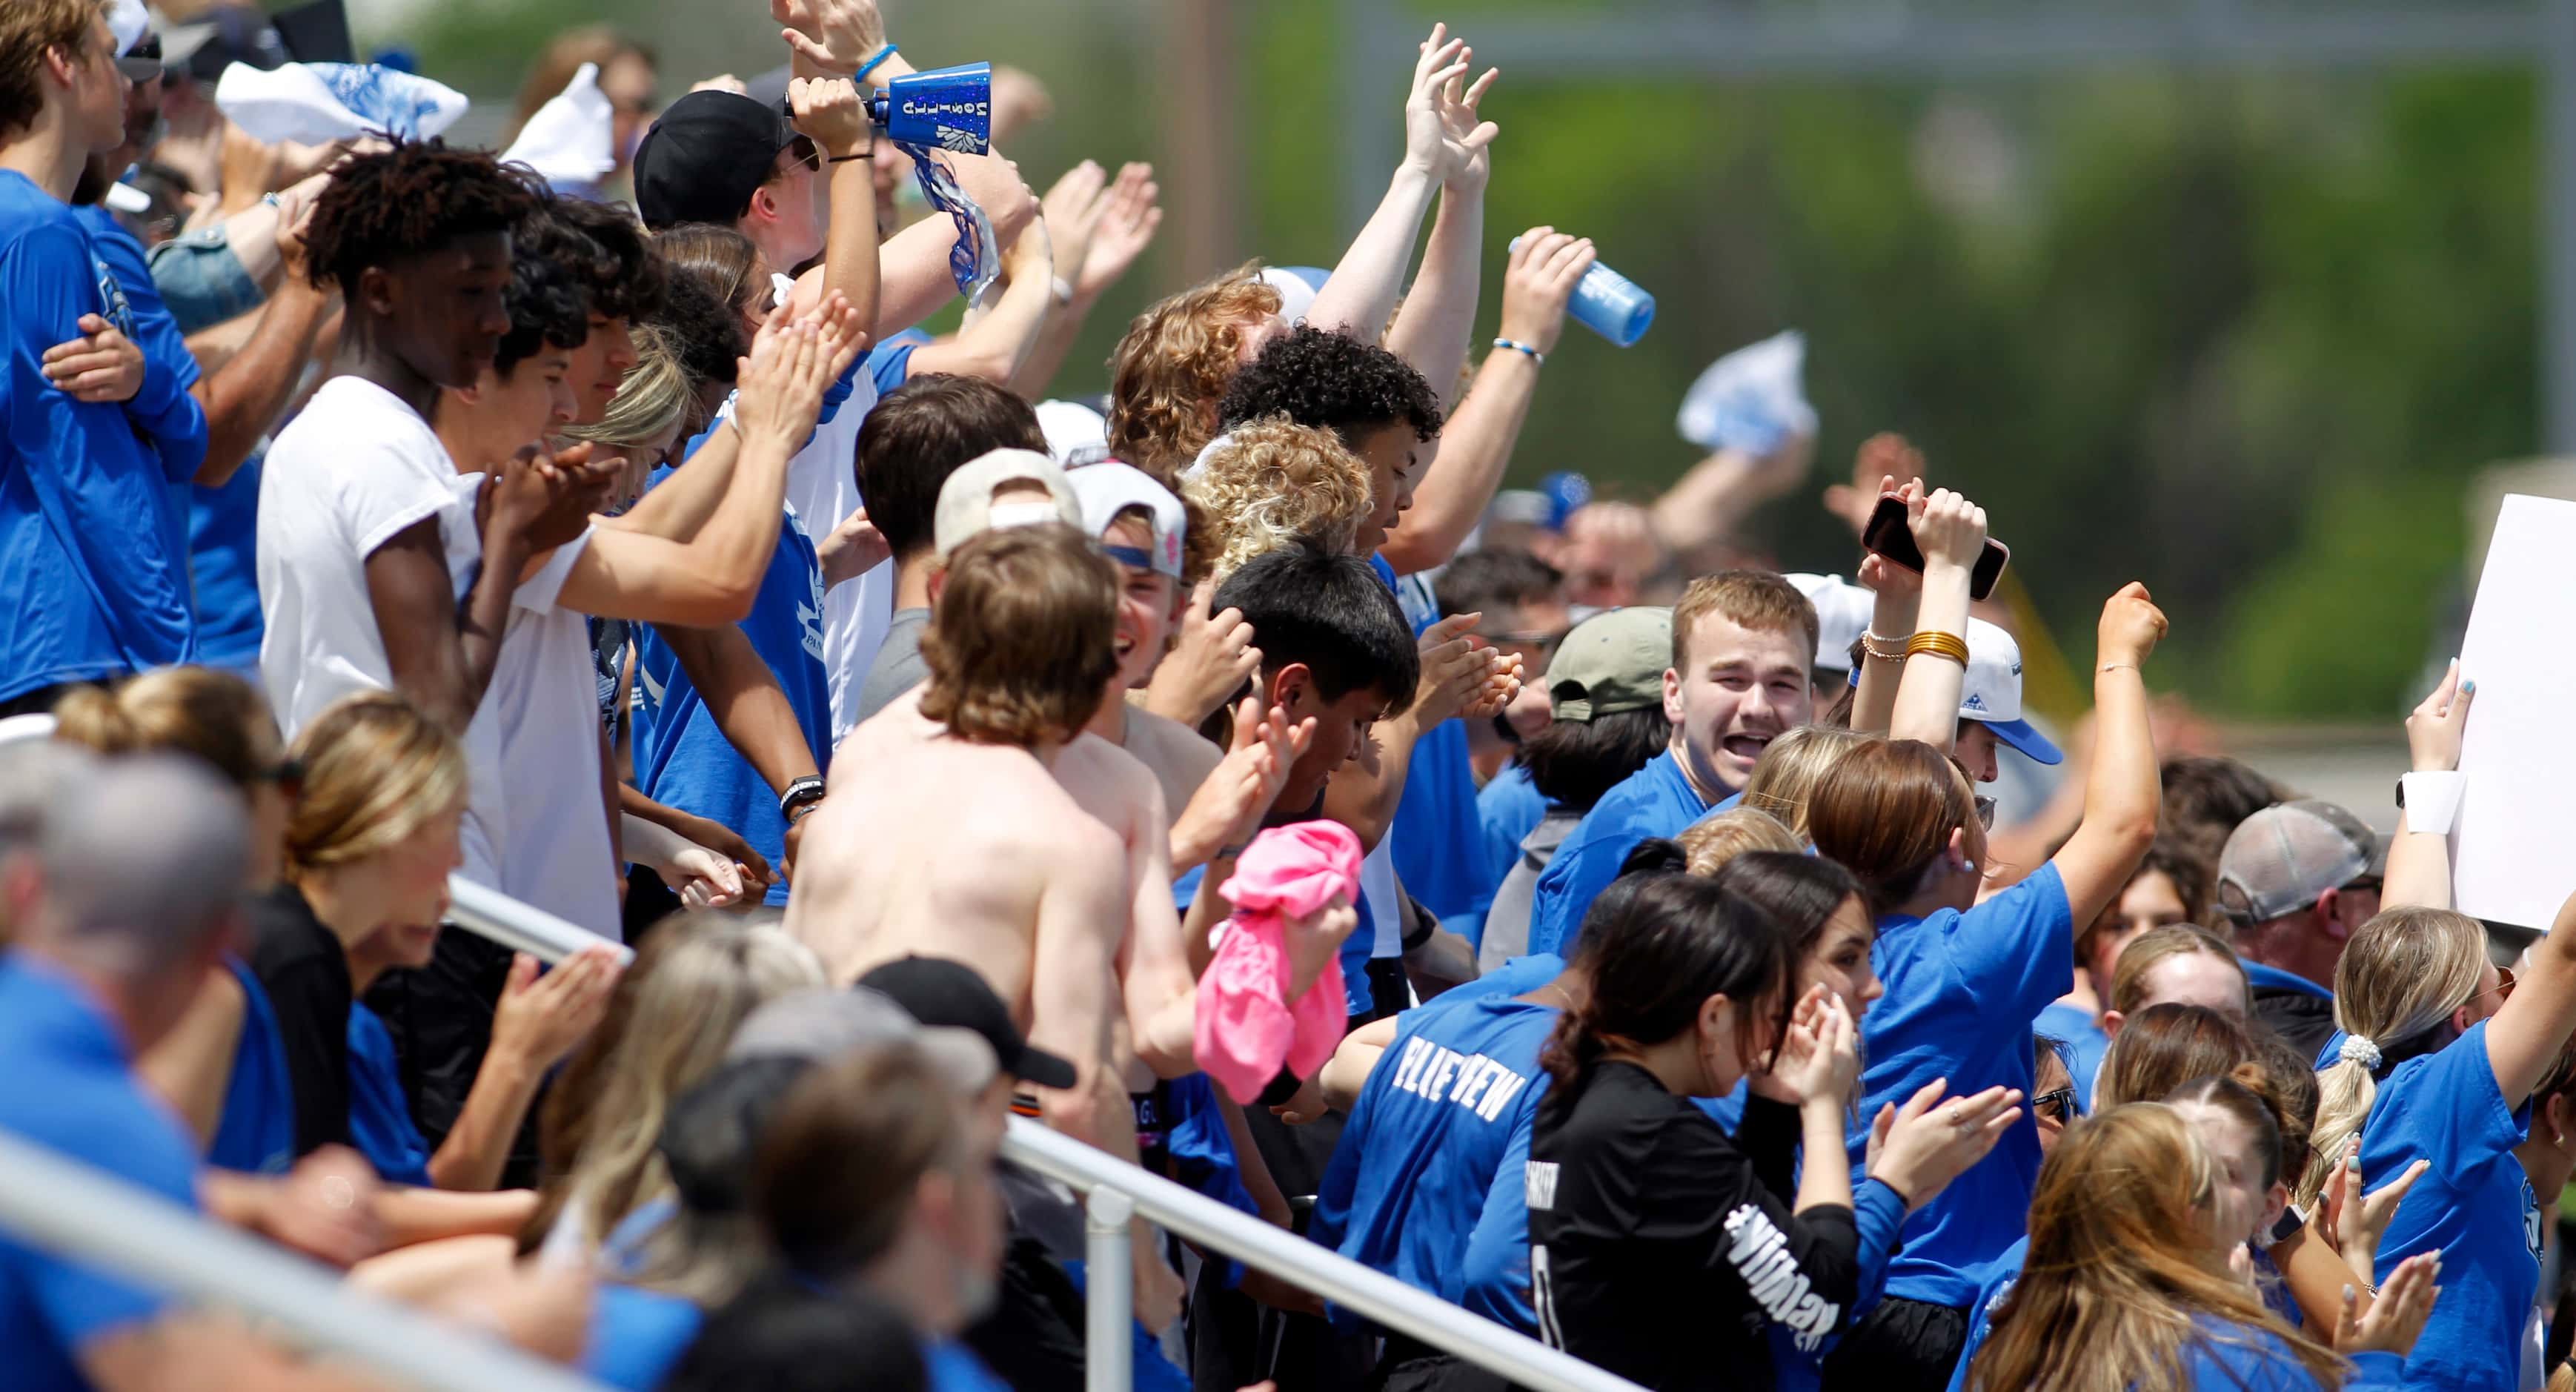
[1161,0,1238,282]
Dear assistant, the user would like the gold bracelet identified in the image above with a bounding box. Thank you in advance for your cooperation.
[1860,631,1909,662]
[1905,630,1970,666]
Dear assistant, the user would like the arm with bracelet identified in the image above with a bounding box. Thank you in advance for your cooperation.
[2386,660,2476,911]
[1851,473,1928,735]
[1885,488,1988,752]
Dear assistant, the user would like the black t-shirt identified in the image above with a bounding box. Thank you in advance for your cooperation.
[245,882,354,1159]
[1527,1061,1860,1391]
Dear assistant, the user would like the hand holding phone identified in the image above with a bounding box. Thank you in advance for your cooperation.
[1863,492,2011,602]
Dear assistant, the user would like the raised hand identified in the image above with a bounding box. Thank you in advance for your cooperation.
[1456,649,1524,722]
[1409,612,1496,727]
[1401,26,1476,181]
[42,314,145,403]
[1078,162,1163,299]
[1038,160,1111,294]
[2335,1251,2441,1358]
[789,75,870,160]
[1911,487,1988,575]
[2321,1138,2431,1287]
[1826,432,1927,537]
[771,0,883,77]
[1424,31,1500,193]
[489,441,616,551]
[491,948,623,1073]
[1768,991,1861,1107]
[817,506,891,589]
[1867,1078,2024,1212]
[731,311,830,451]
[2097,582,2170,671]
[1143,579,1262,727]
[1175,697,1318,870]
[1497,228,1596,357]
[1856,473,1928,598]
[2406,660,2476,775]
[952,150,1040,251]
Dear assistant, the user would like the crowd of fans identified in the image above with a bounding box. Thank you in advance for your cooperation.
[0,1,2568,1390]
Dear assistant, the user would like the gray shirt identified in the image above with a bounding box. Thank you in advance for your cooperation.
[853,607,932,726]
[1478,806,1583,972]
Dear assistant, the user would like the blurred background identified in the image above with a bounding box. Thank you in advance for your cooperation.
[342,0,2565,749]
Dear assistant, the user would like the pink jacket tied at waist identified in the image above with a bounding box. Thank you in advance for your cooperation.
[1196,821,1361,1104]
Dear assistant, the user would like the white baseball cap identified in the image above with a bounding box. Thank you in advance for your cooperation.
[1961,617,2061,765]
[1067,461,1186,579]
[932,448,1083,561]
[1035,398,1109,463]
[1787,573,1874,674]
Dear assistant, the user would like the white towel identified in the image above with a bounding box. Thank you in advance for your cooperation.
[216,61,468,146]
[499,62,616,191]
[1674,329,1817,454]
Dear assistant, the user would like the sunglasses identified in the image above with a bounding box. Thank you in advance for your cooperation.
[779,134,821,175]
[2032,1085,2079,1121]
[1974,795,1997,830]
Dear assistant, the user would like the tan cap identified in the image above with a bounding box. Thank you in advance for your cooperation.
[932,448,1083,562]
[1547,606,1673,722]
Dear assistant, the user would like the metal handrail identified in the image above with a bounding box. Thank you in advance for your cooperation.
[446,873,635,967]
[0,1129,608,1392]
[1003,1117,1649,1392]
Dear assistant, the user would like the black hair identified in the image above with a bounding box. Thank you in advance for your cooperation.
[1707,851,1867,958]
[1215,540,1420,707]
[536,194,669,324]
[2160,755,2288,864]
[491,210,596,379]
[662,1276,927,1392]
[1538,869,1793,1126]
[857,374,1050,560]
[302,139,542,296]
[1516,705,1671,811]
[658,1055,815,1217]
[1215,324,1444,450]
[655,263,751,389]
[1434,548,1564,622]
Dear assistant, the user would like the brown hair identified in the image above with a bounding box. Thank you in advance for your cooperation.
[1805,740,1983,916]
[53,666,268,787]
[1738,726,1875,841]
[2095,1003,2257,1110]
[1181,416,1375,583]
[2076,837,2214,969]
[511,26,656,134]
[1966,1104,2347,1392]
[282,692,468,873]
[920,526,1121,746]
[654,223,766,325]
[1105,262,1283,475]
[2107,924,2250,1020]
[1670,570,1820,672]
[754,1045,962,1279]
[857,375,1048,562]
[0,0,99,141]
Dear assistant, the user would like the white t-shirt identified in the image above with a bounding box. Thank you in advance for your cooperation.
[256,377,458,741]
[761,376,894,751]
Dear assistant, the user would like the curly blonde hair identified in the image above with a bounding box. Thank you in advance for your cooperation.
[1106,262,1283,476]
[1183,417,1375,584]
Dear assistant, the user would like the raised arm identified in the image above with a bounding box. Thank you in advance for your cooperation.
[2384,660,2474,912]
[1378,230,1592,577]
[1303,27,1481,339]
[1850,463,1928,735]
[1885,488,1986,751]
[2043,584,2168,931]
[1012,161,1161,398]
[1321,614,1504,851]
[2486,886,2576,1104]
[788,77,882,338]
[187,194,334,484]
[1381,64,1496,408]
[904,214,1054,384]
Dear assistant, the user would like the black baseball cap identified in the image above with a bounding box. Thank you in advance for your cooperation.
[856,957,1078,1090]
[633,90,797,231]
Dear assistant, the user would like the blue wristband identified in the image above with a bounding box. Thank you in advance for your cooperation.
[1492,337,1544,365]
[855,44,898,82]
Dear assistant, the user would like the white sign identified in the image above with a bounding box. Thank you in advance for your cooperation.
[2452,494,2576,930]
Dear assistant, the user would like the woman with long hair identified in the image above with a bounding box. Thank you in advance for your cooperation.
[1963,1103,2437,1392]
[1802,583,2168,1387]
[1526,872,2016,1389]
[56,668,298,1173]
[2293,895,2576,1390]
[1737,726,1874,843]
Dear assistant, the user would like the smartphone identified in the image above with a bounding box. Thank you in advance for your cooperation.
[1862,495,2011,603]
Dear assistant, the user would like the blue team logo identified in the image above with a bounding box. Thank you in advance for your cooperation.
[89,254,138,340]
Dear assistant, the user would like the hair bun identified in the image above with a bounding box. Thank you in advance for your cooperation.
[1617,838,1690,879]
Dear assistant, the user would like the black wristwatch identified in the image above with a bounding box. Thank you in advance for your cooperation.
[780,775,827,823]
[2394,777,2406,810]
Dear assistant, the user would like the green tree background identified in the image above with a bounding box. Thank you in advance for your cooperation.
[376,0,2538,720]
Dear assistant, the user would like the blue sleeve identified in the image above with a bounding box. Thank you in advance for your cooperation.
[1847,1180,1908,1323]
[1948,862,2074,1023]
[1526,820,1621,958]
[2339,1350,2409,1392]
[812,351,862,427]
[866,339,918,398]
[90,225,205,483]
[2174,1325,2338,1391]
[2404,1019,2529,1168]
[19,1116,197,1356]
[1459,1093,1539,1331]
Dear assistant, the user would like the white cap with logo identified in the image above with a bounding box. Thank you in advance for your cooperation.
[1959,617,2061,765]
[932,448,1083,562]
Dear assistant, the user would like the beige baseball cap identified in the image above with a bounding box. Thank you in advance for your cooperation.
[932,448,1084,562]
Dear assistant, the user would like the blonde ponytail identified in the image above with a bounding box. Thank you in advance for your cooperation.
[2296,907,2486,1208]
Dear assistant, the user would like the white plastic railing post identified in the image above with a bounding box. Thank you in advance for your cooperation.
[444,873,634,967]
[1083,1186,1135,1392]
[0,1130,610,1392]
[1002,1118,1647,1392]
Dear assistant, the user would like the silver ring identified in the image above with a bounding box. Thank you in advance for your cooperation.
[1947,1104,1966,1127]
[320,1175,354,1211]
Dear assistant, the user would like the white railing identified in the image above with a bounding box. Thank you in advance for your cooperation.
[1003,1117,1650,1392]
[0,1129,609,1392]
[446,873,635,967]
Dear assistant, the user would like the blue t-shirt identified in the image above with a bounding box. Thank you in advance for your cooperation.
[1849,864,2073,1309]
[0,173,204,701]
[926,1336,1012,1392]
[633,451,833,909]
[1390,714,1489,940]
[2031,1000,2108,1107]
[1175,837,1380,1020]
[1526,751,1733,957]
[865,328,929,399]
[345,1004,433,1188]
[0,955,203,1392]
[70,205,202,518]
[185,457,264,671]
[204,955,293,1176]
[1312,995,1558,1313]
[582,1283,703,1391]
[2354,1018,2537,1391]
[2243,958,2334,1001]
[1945,1234,2023,1392]
[1476,762,1547,886]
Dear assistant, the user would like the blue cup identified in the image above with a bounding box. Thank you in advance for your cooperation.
[1511,236,1656,347]
[870,62,992,155]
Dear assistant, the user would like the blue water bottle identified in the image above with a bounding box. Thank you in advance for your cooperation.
[1512,236,1656,347]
